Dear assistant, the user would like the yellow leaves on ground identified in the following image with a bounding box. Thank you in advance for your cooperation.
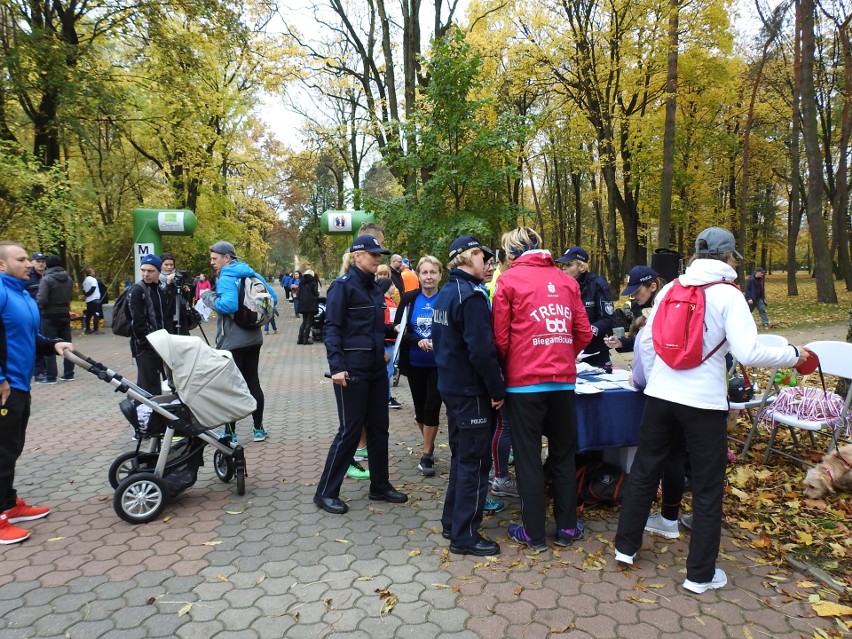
[812,601,852,617]
[376,588,397,616]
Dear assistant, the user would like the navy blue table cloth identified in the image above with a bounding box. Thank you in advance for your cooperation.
[575,386,645,453]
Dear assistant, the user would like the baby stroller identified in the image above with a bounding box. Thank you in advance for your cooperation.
[64,330,257,523]
[311,296,326,342]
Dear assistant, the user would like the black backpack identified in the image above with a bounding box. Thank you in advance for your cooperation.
[97,279,109,304]
[576,461,628,507]
[111,287,134,337]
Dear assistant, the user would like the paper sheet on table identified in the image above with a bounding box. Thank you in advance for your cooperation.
[599,370,631,382]
[576,362,606,377]
[575,381,604,394]
[587,380,623,390]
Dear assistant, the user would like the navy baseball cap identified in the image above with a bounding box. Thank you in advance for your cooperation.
[449,235,494,262]
[31,252,47,261]
[621,265,659,296]
[350,235,391,255]
[556,246,589,264]
[695,227,743,259]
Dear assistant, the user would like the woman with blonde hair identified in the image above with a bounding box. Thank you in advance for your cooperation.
[492,227,593,551]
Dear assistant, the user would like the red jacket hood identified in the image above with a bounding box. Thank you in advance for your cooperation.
[492,251,593,387]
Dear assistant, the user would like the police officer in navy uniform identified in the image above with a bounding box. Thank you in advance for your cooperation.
[556,246,615,369]
[314,235,408,515]
[432,236,505,556]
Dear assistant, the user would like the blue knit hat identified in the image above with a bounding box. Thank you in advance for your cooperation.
[140,254,163,271]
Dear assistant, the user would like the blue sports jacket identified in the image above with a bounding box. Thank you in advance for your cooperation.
[0,273,58,392]
[205,261,277,351]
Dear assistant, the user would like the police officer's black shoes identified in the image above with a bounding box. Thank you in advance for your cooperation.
[313,494,348,514]
[449,536,500,556]
[367,488,408,503]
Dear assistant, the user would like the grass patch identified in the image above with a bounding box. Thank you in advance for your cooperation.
[760,272,851,329]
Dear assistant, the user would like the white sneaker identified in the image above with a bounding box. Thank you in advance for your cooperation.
[644,513,680,539]
[680,513,693,530]
[683,568,727,594]
[614,549,636,565]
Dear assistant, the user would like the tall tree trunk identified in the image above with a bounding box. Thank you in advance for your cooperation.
[800,0,838,303]
[833,15,852,290]
[658,0,679,250]
[788,0,803,295]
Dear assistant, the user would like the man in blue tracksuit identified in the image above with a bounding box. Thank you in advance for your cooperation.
[432,235,505,556]
[0,241,73,544]
[314,235,408,515]
[201,241,278,443]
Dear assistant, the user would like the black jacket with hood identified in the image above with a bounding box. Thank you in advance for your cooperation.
[36,266,73,318]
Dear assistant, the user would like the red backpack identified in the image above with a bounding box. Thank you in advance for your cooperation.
[652,279,738,370]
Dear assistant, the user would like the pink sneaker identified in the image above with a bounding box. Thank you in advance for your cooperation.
[3,498,50,523]
[0,513,31,544]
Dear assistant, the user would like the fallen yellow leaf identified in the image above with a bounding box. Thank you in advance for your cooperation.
[202,541,222,546]
[812,601,852,617]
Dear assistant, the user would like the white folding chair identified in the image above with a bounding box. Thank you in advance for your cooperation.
[727,334,789,459]
[761,340,852,465]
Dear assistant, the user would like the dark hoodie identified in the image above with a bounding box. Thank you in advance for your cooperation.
[36,264,73,318]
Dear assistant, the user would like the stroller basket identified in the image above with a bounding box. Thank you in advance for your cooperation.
[120,395,210,438]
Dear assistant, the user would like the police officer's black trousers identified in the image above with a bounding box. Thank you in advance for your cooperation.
[507,390,579,543]
[317,373,392,499]
[440,394,492,546]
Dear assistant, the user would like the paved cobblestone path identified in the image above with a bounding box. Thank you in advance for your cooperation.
[2,301,841,639]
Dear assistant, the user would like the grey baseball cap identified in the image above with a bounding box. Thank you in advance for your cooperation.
[210,241,239,259]
[695,227,743,260]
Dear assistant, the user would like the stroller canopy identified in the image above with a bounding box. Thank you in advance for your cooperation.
[147,330,257,428]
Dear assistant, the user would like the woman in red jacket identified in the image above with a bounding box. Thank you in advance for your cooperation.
[492,227,594,552]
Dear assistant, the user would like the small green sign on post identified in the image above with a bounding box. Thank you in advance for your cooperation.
[132,208,197,281]
[320,210,376,237]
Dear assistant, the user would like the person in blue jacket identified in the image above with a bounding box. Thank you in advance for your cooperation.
[432,235,506,557]
[0,241,74,544]
[201,241,278,443]
[745,267,769,328]
[556,246,615,369]
[314,235,408,515]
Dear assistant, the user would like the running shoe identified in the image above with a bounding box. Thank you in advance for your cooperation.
[490,476,519,497]
[554,521,585,547]
[483,497,505,514]
[253,428,268,442]
[346,462,370,480]
[418,454,435,477]
[3,498,50,523]
[353,447,369,462]
[0,514,30,545]
[644,513,680,539]
[507,524,547,552]
[683,568,727,594]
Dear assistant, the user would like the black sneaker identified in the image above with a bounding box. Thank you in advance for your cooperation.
[36,377,57,385]
[418,454,435,477]
[388,397,402,410]
[59,375,75,382]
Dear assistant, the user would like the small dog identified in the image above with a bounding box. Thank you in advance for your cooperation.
[802,444,852,498]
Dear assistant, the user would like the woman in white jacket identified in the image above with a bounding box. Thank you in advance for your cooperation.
[614,227,810,594]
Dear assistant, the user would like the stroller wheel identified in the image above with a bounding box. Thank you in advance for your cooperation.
[114,474,168,524]
[236,467,246,496]
[213,451,234,482]
[108,451,155,489]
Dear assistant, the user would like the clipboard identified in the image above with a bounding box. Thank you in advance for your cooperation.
[391,304,410,366]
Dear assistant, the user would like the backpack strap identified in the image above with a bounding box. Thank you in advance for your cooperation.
[696,280,739,366]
